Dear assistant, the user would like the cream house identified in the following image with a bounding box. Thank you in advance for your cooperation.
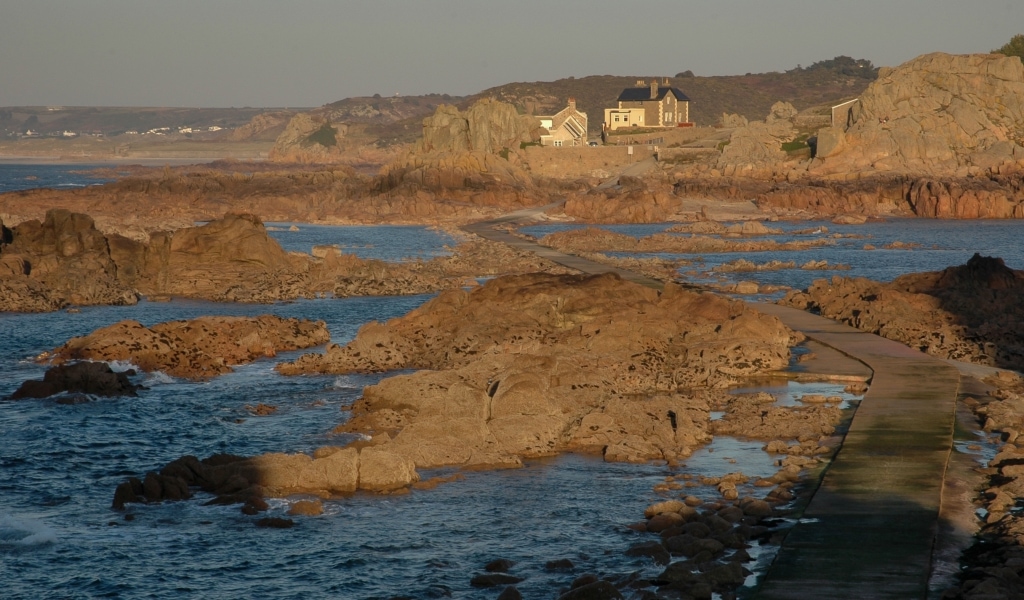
[604,78,690,131]
[538,98,588,147]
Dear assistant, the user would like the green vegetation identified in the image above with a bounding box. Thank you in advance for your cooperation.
[994,34,1024,62]
[498,147,510,160]
[793,56,878,79]
[302,122,338,148]
[605,127,658,136]
[717,140,731,151]
[781,133,810,153]
[519,141,539,150]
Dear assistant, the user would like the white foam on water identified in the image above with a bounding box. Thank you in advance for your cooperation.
[143,370,177,385]
[0,514,58,546]
[105,359,142,373]
[331,376,360,390]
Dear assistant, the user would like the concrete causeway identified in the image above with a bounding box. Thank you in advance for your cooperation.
[465,211,963,598]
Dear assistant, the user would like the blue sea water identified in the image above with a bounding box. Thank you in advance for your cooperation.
[3,167,1008,598]
[0,163,113,194]
[520,219,1024,297]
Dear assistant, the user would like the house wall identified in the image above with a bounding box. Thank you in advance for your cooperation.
[604,108,646,130]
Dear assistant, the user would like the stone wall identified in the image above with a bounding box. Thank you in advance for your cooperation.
[523,146,655,179]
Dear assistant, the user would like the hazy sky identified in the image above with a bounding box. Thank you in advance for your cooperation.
[2,0,1022,108]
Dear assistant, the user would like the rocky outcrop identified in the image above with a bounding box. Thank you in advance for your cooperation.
[372,98,545,203]
[129,213,306,302]
[717,102,799,179]
[781,254,1024,370]
[563,183,682,223]
[0,210,574,311]
[0,209,139,311]
[112,447,419,510]
[10,361,141,400]
[811,53,1024,178]
[536,227,831,254]
[418,99,541,155]
[268,113,349,163]
[278,272,800,473]
[46,315,331,380]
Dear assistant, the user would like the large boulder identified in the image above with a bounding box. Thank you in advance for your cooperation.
[0,209,139,311]
[11,361,141,399]
[812,52,1024,177]
[47,315,331,379]
[418,98,541,154]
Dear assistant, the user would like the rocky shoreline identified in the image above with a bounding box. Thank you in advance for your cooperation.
[0,209,574,313]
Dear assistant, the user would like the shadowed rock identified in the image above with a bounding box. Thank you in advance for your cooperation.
[11,361,140,399]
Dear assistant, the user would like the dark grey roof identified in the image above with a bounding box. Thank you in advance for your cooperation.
[617,86,690,102]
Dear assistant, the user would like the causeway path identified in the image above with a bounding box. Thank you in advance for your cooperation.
[464,207,962,599]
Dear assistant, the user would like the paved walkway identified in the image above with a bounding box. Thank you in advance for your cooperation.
[465,212,962,599]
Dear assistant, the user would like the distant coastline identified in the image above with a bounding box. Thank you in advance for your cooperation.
[0,155,244,166]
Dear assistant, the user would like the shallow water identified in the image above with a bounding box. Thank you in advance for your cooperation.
[1,167,992,598]
[520,219,1024,296]
[0,163,113,194]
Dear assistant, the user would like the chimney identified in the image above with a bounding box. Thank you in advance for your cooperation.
[636,79,645,86]
[650,79,659,99]
[568,97,576,110]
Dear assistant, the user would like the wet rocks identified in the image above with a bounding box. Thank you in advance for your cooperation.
[538,227,831,255]
[709,392,842,442]
[10,361,140,399]
[287,499,323,516]
[278,272,798,474]
[0,209,139,312]
[782,254,1024,370]
[47,315,331,380]
[255,517,294,529]
[112,446,422,511]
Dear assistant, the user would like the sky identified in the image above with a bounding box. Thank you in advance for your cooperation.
[2,0,1022,108]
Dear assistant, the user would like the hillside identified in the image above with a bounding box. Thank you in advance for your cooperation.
[0,106,290,138]
[324,56,877,147]
[467,56,877,130]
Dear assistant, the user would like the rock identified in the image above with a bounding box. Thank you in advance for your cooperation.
[11,361,140,399]
[625,541,670,565]
[279,273,797,473]
[646,512,685,533]
[557,580,624,600]
[813,53,1024,177]
[287,499,323,516]
[781,254,1024,370]
[831,214,867,225]
[485,558,516,573]
[545,558,574,571]
[0,209,139,311]
[49,315,330,380]
[255,517,294,529]
[418,98,541,155]
[112,444,413,510]
[815,126,846,158]
[644,500,687,518]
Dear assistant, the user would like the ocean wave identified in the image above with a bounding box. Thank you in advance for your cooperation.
[105,359,142,373]
[0,514,58,547]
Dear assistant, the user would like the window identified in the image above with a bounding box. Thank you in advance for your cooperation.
[614,115,620,122]
[623,114,629,122]
[553,140,562,147]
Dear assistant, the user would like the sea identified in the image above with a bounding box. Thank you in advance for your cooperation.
[1,163,1018,599]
